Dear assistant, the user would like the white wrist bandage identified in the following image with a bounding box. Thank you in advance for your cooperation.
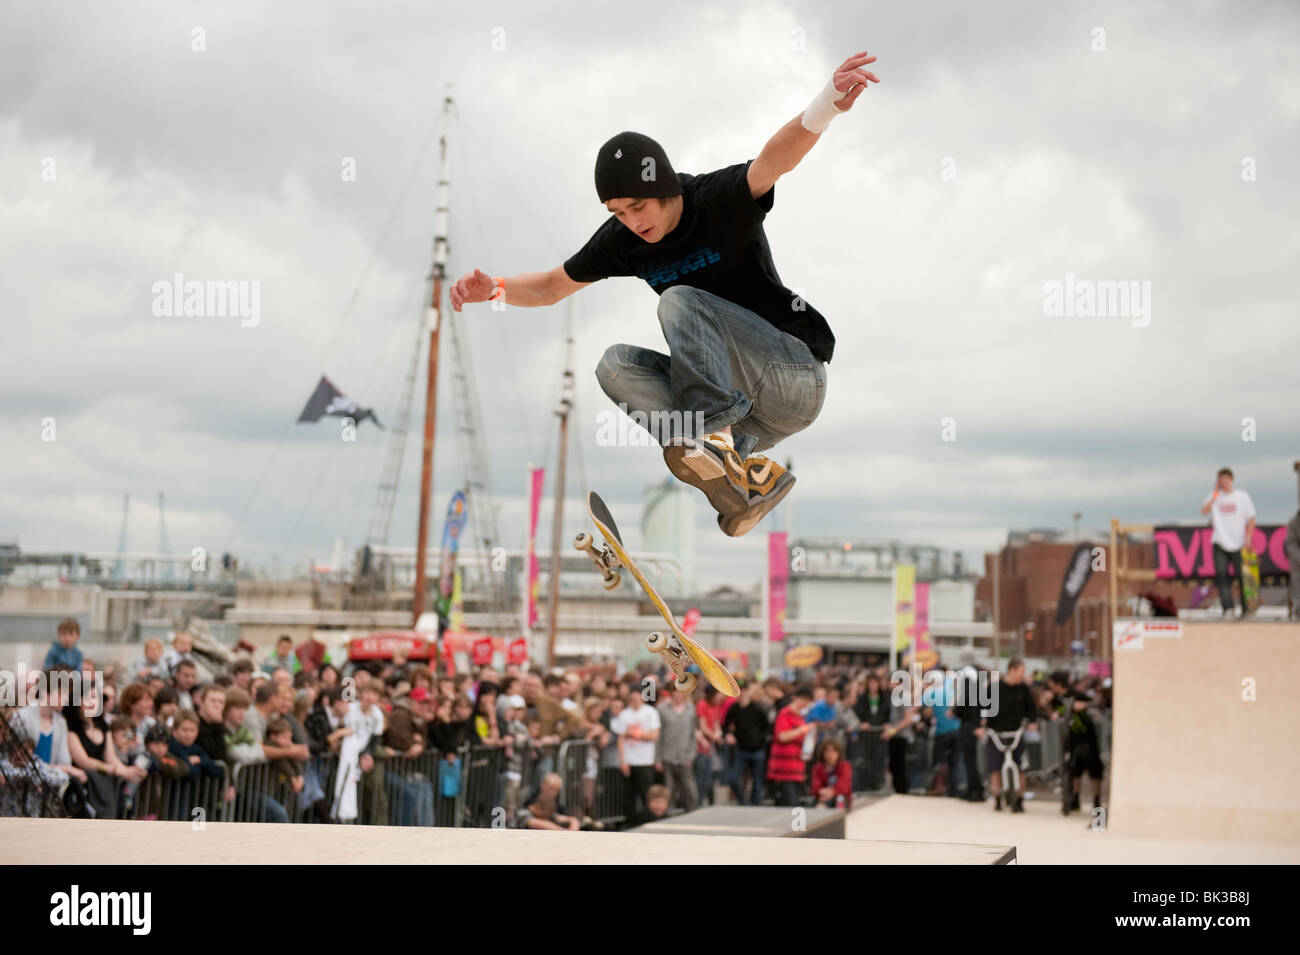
[800,77,847,134]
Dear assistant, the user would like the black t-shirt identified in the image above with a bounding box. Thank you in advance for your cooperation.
[722,700,770,752]
[70,715,109,762]
[563,161,835,363]
[984,680,1037,732]
[197,718,227,763]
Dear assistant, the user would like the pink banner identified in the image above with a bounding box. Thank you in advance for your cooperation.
[682,607,701,637]
[1153,525,1290,579]
[527,467,544,629]
[911,582,932,655]
[768,532,788,643]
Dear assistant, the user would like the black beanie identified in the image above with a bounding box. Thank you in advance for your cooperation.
[594,131,681,202]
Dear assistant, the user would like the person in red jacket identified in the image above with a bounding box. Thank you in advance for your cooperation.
[810,738,853,810]
[767,685,816,806]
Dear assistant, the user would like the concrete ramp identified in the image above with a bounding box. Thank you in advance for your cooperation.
[1109,620,1300,842]
[0,818,1013,865]
[629,805,846,839]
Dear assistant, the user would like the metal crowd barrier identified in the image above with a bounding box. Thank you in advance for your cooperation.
[126,765,229,823]
[72,708,1125,825]
[229,760,301,823]
[556,739,624,826]
[845,730,888,792]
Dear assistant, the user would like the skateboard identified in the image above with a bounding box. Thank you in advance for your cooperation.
[1241,546,1260,614]
[574,491,740,698]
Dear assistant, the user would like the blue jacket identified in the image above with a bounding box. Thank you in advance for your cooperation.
[44,641,84,671]
[168,738,225,782]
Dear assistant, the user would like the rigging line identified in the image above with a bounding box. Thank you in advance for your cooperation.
[222,417,297,552]
[450,113,539,464]
[322,365,403,554]
[275,288,419,564]
[311,112,445,370]
[223,113,444,553]
[534,317,564,506]
[280,441,344,558]
[570,296,596,500]
[452,106,569,258]
[336,287,428,548]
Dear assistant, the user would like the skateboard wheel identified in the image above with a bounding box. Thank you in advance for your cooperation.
[675,673,698,694]
[573,532,592,552]
[602,570,621,591]
[645,632,668,653]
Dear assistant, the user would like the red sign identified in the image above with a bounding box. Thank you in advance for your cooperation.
[507,638,529,665]
[348,632,433,662]
[472,637,494,666]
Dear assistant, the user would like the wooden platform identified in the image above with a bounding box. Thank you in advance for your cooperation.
[0,818,1015,865]
[1110,620,1300,842]
[630,805,846,839]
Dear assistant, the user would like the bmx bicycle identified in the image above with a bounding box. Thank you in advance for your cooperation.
[984,721,1029,812]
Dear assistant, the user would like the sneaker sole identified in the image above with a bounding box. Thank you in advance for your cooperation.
[718,473,796,538]
[664,441,748,517]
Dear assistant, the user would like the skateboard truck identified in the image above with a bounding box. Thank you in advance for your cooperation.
[573,532,622,590]
[575,491,740,697]
[646,631,698,695]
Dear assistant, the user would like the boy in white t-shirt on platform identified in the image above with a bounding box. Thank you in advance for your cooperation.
[1200,467,1257,618]
[611,686,661,824]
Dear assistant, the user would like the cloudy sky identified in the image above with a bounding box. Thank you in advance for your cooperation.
[2,0,1297,592]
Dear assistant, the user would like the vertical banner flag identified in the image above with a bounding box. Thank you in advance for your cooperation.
[682,607,701,637]
[893,564,916,658]
[1055,543,1095,624]
[449,569,464,634]
[768,532,789,643]
[910,581,935,669]
[526,467,545,630]
[438,491,468,602]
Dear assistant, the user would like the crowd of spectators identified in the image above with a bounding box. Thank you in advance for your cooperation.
[2,618,1111,828]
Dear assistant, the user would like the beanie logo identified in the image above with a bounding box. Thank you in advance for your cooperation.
[614,149,622,158]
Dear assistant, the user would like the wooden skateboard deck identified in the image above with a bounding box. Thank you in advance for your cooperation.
[579,491,739,697]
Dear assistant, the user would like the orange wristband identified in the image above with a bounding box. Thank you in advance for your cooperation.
[489,276,506,301]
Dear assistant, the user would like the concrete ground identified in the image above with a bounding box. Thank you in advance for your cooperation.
[848,793,1300,864]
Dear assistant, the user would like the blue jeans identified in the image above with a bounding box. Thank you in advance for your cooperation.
[387,771,435,827]
[1213,543,1242,612]
[729,748,766,805]
[239,791,287,823]
[694,752,715,806]
[596,286,827,458]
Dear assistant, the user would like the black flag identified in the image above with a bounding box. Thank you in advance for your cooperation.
[1054,543,1094,625]
[297,376,382,429]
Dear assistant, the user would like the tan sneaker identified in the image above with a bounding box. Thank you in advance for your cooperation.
[717,455,796,537]
[663,433,749,517]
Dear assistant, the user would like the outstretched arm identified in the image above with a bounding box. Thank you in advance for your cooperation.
[746,50,879,199]
[450,266,588,311]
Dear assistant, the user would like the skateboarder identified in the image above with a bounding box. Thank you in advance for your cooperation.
[450,52,879,536]
[1199,467,1257,618]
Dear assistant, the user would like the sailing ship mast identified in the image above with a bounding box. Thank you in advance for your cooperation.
[544,316,575,669]
[411,91,453,625]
